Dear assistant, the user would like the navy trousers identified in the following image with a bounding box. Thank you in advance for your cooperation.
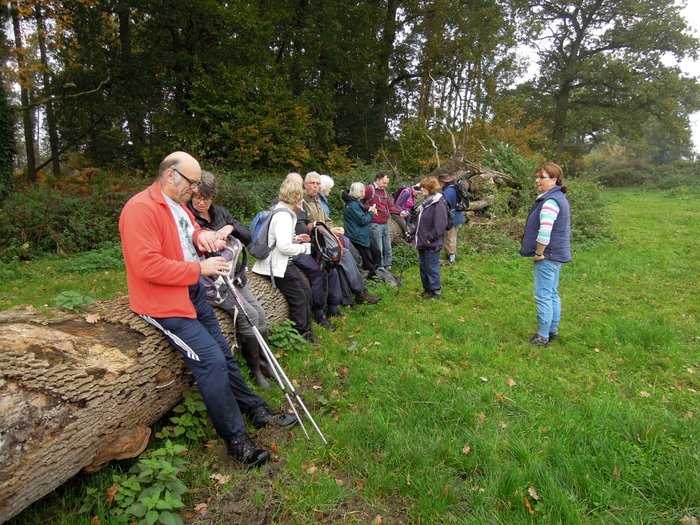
[145,283,265,442]
[418,248,441,292]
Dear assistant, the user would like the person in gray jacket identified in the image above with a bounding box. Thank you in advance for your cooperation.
[414,176,449,299]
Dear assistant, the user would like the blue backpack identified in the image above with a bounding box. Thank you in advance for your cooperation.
[248,207,295,260]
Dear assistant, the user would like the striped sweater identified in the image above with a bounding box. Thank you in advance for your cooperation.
[536,198,560,246]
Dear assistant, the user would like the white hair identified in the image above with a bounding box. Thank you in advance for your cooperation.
[348,182,365,199]
[319,174,334,196]
[304,171,321,183]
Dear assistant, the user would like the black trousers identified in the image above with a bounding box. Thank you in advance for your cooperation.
[292,254,328,312]
[268,263,312,335]
[352,241,377,276]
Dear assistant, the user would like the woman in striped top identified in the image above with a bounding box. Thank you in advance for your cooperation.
[520,162,572,346]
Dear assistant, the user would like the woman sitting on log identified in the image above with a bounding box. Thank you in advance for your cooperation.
[252,178,316,343]
[342,182,378,278]
[187,171,272,389]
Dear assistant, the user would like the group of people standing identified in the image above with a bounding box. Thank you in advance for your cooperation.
[118,151,571,468]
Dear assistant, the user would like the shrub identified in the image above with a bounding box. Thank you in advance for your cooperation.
[0,173,138,262]
[566,179,613,247]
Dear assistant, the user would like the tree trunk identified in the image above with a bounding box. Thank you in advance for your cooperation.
[367,0,399,155]
[552,81,572,155]
[117,5,145,152]
[34,3,60,178]
[0,275,288,523]
[10,1,36,182]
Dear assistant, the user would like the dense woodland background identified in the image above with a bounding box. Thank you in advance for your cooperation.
[0,0,699,260]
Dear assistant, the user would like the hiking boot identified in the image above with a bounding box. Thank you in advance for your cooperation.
[356,290,380,304]
[548,332,559,343]
[239,334,271,390]
[447,253,456,264]
[313,311,334,330]
[250,405,299,429]
[421,290,441,299]
[529,333,549,346]
[227,434,270,468]
[327,305,345,318]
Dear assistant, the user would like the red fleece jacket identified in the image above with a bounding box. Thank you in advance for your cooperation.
[119,182,205,318]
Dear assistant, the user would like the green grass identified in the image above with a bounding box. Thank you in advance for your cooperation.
[5,190,700,524]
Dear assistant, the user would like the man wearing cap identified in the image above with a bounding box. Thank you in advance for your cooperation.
[119,151,296,469]
[440,173,466,264]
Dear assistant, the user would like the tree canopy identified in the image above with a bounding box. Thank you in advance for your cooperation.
[2,0,698,179]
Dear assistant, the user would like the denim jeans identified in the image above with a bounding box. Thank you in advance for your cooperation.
[145,283,265,441]
[533,259,562,338]
[369,222,392,268]
[418,248,441,292]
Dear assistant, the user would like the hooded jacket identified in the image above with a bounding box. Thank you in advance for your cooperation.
[414,193,449,251]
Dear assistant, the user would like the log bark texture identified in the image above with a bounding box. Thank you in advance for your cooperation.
[0,274,288,523]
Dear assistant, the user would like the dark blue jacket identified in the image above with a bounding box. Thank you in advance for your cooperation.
[520,187,572,263]
[415,193,449,250]
[343,197,373,247]
[443,184,465,226]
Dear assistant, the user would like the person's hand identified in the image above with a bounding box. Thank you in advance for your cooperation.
[200,256,230,277]
[533,254,545,262]
[196,230,226,252]
[369,204,378,215]
[215,224,234,241]
[331,226,344,236]
[295,234,311,243]
[400,210,409,217]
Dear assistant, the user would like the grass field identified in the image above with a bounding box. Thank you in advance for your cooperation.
[4,189,700,524]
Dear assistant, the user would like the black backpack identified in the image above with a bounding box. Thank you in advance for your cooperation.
[452,179,470,212]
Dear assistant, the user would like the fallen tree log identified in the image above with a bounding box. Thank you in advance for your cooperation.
[0,274,288,524]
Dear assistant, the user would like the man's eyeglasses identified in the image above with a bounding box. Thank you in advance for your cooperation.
[172,167,200,189]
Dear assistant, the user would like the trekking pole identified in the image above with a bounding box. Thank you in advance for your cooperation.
[226,277,327,444]
[220,274,310,440]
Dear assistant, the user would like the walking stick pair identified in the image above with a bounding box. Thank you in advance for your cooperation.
[217,247,328,445]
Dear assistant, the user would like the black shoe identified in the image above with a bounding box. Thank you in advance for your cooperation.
[313,311,334,330]
[548,332,559,343]
[250,406,299,429]
[356,291,380,304]
[327,306,344,318]
[529,333,549,346]
[421,290,441,299]
[227,434,270,468]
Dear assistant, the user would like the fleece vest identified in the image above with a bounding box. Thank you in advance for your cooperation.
[520,187,572,263]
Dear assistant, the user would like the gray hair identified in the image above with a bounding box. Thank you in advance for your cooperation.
[304,171,321,183]
[348,182,365,199]
[197,171,217,198]
[319,174,334,196]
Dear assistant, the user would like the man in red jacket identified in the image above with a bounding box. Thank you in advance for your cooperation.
[363,171,400,270]
[119,151,296,468]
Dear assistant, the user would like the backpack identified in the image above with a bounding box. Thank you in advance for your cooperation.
[311,221,344,268]
[393,186,408,202]
[452,179,470,212]
[248,207,295,260]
